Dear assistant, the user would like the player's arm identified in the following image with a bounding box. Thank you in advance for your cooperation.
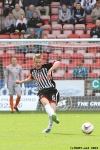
[47,61,61,79]
[15,76,34,84]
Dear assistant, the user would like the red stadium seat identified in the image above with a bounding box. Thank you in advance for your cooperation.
[88,73,99,78]
[80,34,90,38]
[40,15,50,25]
[67,63,77,73]
[42,52,48,60]
[74,24,85,35]
[14,53,24,59]
[56,34,67,39]
[1,53,12,59]
[68,34,80,38]
[63,73,73,79]
[10,34,20,39]
[51,24,62,36]
[63,24,74,37]
[48,53,59,62]
[91,63,100,75]
[51,2,60,15]
[60,53,71,64]
[86,24,96,34]
[86,15,93,24]
[71,53,84,59]
[53,63,67,78]
[84,53,95,64]
[21,63,32,69]
[0,34,10,39]
[87,48,97,54]
[41,24,51,35]
[51,15,59,25]
[47,34,56,39]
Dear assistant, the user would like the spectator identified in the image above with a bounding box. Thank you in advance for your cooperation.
[27,28,38,39]
[12,3,25,20]
[23,0,38,12]
[73,60,88,78]
[26,4,40,21]
[73,2,86,25]
[36,0,51,16]
[15,0,24,9]
[0,12,16,34]
[81,0,96,14]
[90,17,100,38]
[60,0,73,11]
[15,14,27,34]
[3,0,15,17]
[26,12,45,38]
[91,0,100,23]
[58,4,74,25]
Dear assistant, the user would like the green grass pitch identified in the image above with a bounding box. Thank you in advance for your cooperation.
[0,111,100,150]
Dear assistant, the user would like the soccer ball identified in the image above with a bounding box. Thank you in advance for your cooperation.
[81,122,94,134]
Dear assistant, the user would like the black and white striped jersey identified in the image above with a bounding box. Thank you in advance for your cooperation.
[30,63,55,92]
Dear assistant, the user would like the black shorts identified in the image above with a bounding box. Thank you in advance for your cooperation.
[38,88,60,104]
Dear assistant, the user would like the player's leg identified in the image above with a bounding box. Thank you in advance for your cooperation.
[14,84,21,113]
[9,95,14,113]
[41,97,59,133]
[8,84,14,113]
[42,102,57,133]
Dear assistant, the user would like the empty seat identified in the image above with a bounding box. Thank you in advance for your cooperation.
[41,24,51,35]
[88,73,99,78]
[86,24,96,34]
[6,49,15,54]
[91,63,100,75]
[86,15,93,24]
[63,73,73,79]
[56,34,67,39]
[87,48,97,54]
[51,2,60,15]
[84,53,95,64]
[48,53,59,62]
[47,34,56,39]
[75,24,85,35]
[71,53,84,59]
[40,15,50,25]
[80,34,90,38]
[51,15,59,25]
[21,63,32,69]
[53,63,67,78]
[1,53,12,59]
[25,53,36,60]
[60,53,71,64]
[68,34,80,38]
[67,63,77,73]
[14,53,24,59]
[0,34,10,39]
[63,24,74,37]
[51,24,62,36]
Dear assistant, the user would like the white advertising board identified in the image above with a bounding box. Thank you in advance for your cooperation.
[0,95,38,111]
[55,80,84,96]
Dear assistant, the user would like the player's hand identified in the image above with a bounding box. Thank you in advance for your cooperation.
[47,69,52,79]
[15,80,22,84]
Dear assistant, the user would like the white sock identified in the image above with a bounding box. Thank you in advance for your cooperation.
[44,104,55,116]
[48,115,53,129]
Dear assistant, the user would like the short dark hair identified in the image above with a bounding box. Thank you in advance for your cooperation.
[76,2,81,5]
[97,17,100,20]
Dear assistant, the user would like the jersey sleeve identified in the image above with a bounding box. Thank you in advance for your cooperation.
[43,62,54,71]
[30,68,34,79]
